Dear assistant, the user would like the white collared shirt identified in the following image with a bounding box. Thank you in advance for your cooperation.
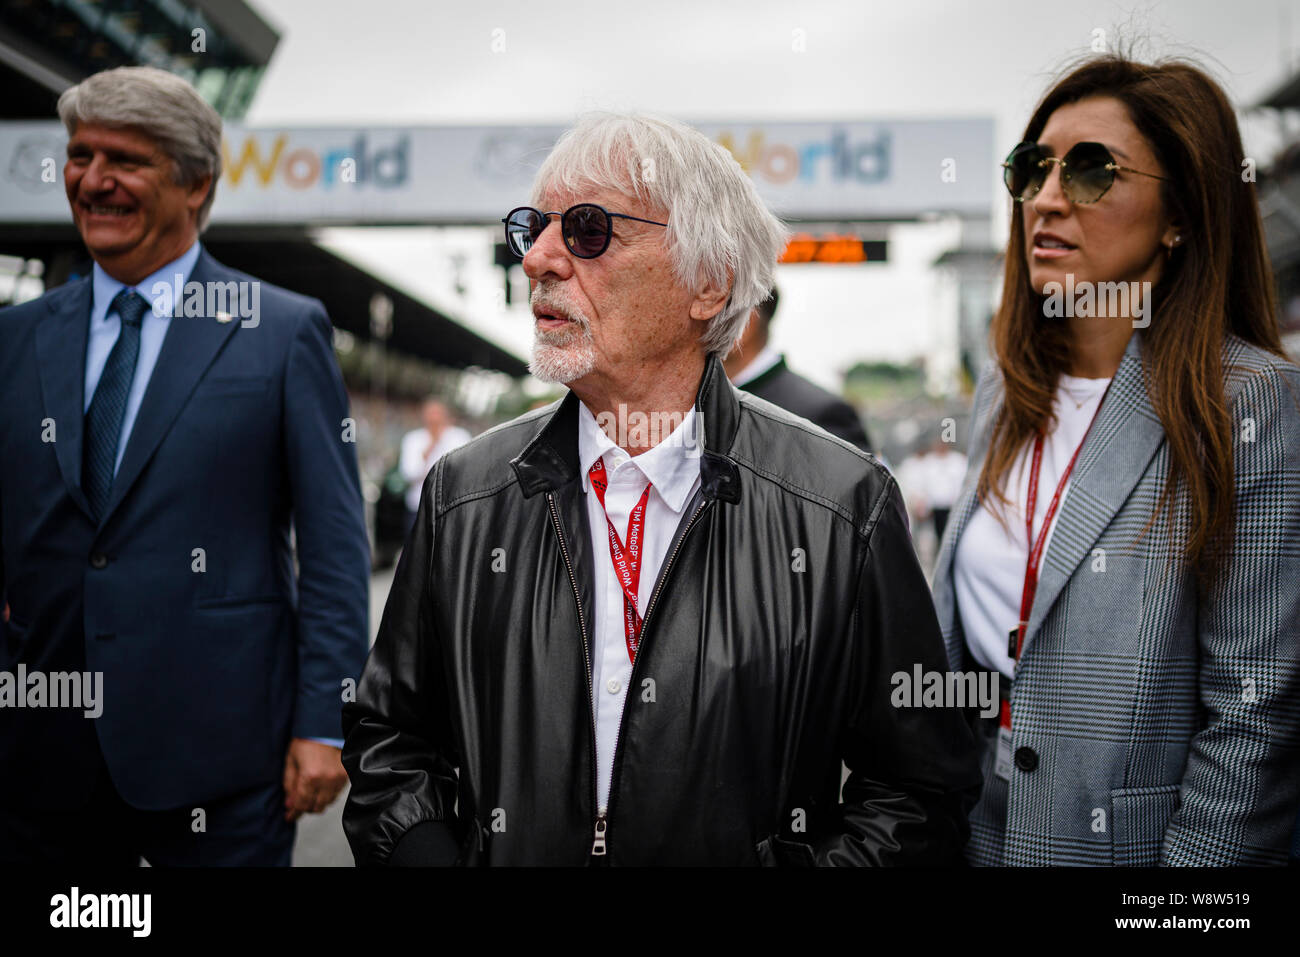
[576,399,702,812]
[730,343,783,387]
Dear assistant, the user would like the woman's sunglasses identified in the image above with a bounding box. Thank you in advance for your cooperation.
[1001,141,1167,205]
[502,204,669,260]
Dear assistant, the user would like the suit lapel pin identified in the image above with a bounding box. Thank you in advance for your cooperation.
[215,311,233,324]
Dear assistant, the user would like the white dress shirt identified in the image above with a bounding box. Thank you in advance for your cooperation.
[953,373,1111,677]
[576,400,702,812]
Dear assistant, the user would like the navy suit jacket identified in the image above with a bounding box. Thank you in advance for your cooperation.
[0,248,370,811]
[741,357,873,452]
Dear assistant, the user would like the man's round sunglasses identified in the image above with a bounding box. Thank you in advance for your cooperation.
[1002,140,1167,205]
[502,204,668,260]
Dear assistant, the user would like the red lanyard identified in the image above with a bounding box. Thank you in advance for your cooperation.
[589,457,652,663]
[1000,382,1111,729]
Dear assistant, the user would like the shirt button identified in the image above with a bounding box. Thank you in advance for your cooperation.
[606,678,621,694]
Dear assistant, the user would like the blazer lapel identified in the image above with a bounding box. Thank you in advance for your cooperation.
[34,276,95,521]
[97,250,244,527]
[1020,333,1166,656]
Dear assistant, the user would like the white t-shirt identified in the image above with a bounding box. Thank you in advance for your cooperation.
[953,373,1111,678]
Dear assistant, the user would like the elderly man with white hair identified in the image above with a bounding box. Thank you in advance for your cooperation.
[342,113,981,866]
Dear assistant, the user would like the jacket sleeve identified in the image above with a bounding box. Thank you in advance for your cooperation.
[1161,364,1300,865]
[815,478,983,865]
[283,302,371,740]
[341,462,462,866]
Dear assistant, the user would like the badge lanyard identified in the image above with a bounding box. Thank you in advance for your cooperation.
[589,457,652,663]
[1000,381,1112,731]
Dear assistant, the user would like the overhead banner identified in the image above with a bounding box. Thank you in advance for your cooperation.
[0,118,993,225]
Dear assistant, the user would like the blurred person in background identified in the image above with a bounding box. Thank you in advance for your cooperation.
[898,433,969,542]
[921,434,968,541]
[0,67,369,865]
[932,54,1300,865]
[342,111,979,866]
[723,286,873,452]
[398,398,471,533]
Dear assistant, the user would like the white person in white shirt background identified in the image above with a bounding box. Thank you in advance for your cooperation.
[398,398,471,533]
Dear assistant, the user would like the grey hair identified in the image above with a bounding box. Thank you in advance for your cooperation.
[57,66,223,232]
[530,112,788,357]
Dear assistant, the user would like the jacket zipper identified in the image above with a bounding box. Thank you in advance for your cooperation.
[546,492,604,858]
[602,497,710,853]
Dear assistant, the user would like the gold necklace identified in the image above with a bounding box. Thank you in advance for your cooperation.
[1059,384,1096,411]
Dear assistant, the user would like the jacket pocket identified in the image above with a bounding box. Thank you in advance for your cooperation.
[755,834,817,867]
[1110,783,1182,866]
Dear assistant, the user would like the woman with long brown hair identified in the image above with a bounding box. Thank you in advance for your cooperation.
[931,54,1300,865]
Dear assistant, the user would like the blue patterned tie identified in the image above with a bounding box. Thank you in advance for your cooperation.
[83,288,148,520]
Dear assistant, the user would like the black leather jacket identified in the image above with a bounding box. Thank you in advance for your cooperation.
[342,354,981,866]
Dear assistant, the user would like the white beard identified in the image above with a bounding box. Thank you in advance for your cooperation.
[529,324,596,383]
[528,284,597,383]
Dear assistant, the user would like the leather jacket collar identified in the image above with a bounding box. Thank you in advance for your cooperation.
[510,352,742,504]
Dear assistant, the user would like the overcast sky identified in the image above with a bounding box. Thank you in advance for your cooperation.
[248,0,1297,132]
[243,0,1300,391]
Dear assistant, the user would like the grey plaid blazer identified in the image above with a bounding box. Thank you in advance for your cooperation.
[932,332,1300,865]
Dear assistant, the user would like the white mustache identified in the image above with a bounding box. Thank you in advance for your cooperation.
[530,285,590,329]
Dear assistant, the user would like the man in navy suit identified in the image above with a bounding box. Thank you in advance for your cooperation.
[0,66,370,865]
[723,287,873,453]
